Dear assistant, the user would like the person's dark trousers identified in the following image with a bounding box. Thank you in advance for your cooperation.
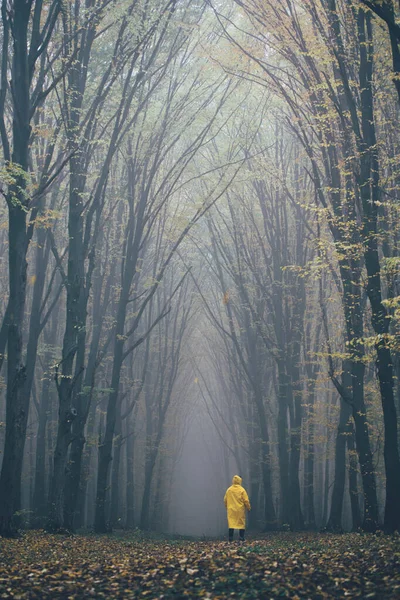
[228,528,245,541]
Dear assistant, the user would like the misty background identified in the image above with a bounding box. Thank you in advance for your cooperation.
[1,0,400,537]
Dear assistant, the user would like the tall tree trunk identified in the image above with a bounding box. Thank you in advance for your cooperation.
[0,0,62,536]
[0,3,31,535]
[255,400,276,530]
[110,411,123,528]
[277,359,290,525]
[359,10,400,530]
[140,452,158,531]
[63,261,111,530]
[125,420,135,529]
[287,207,306,531]
[32,313,58,525]
[247,326,276,529]
[140,382,158,531]
[347,422,362,531]
[32,373,51,523]
[322,449,330,527]
[95,333,125,532]
[288,351,304,529]
[326,395,352,531]
[74,403,97,530]
[151,454,165,531]
[303,377,316,529]
[247,409,261,531]
[322,394,333,527]
[338,270,379,530]
[47,130,87,532]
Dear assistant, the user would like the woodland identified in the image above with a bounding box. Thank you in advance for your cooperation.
[1,0,400,596]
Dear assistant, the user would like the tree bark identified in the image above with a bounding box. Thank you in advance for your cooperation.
[110,411,123,528]
[303,373,317,529]
[326,397,352,531]
[0,3,32,535]
[347,422,362,531]
[277,359,290,525]
[125,420,135,529]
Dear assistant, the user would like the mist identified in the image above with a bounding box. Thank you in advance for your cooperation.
[1,0,400,541]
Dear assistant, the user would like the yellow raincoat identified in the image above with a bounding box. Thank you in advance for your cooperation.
[224,475,251,529]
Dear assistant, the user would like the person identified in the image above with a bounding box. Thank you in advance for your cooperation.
[224,475,251,542]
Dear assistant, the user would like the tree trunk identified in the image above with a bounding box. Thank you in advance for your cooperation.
[247,411,261,531]
[125,421,135,529]
[140,455,157,531]
[140,385,159,531]
[339,270,379,531]
[110,412,123,528]
[0,3,31,536]
[326,398,352,531]
[303,378,316,529]
[256,403,276,530]
[95,335,125,532]
[32,367,52,523]
[356,8,399,531]
[322,449,330,527]
[277,359,290,525]
[347,422,362,530]
[288,360,304,529]
[63,262,110,530]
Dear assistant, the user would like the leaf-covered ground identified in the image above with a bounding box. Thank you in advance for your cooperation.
[0,531,399,599]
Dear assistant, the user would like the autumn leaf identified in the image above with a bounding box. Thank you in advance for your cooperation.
[222,290,230,305]
[0,532,399,599]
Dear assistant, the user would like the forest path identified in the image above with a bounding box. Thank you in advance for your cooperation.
[0,531,399,598]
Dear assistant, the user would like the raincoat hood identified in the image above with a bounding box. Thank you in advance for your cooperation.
[232,475,242,485]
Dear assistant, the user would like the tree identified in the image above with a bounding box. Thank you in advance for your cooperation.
[0,0,64,536]
[360,0,400,102]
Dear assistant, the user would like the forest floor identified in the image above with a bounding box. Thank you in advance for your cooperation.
[0,531,399,599]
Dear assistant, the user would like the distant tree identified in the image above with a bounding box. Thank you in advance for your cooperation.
[139,269,194,530]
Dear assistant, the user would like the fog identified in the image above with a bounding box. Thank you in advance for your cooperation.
[169,412,228,537]
[1,0,400,538]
